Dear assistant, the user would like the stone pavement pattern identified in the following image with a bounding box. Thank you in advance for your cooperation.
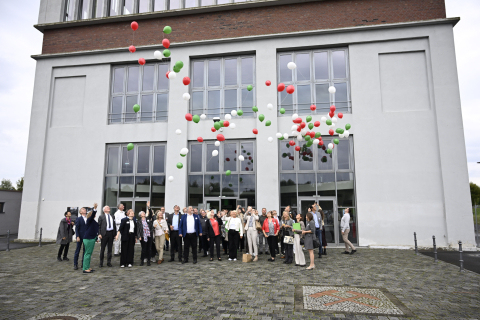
[0,244,479,320]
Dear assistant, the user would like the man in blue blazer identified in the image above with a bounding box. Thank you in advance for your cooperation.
[73,207,88,270]
[179,206,202,264]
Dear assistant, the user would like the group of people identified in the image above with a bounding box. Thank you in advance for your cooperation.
[56,202,356,273]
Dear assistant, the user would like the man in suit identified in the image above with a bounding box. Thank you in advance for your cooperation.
[179,206,203,264]
[73,207,88,270]
[166,205,183,262]
[98,205,117,267]
[312,203,323,259]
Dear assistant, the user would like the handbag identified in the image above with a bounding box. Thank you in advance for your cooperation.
[313,238,321,249]
[165,232,169,241]
[255,220,262,232]
[283,236,294,244]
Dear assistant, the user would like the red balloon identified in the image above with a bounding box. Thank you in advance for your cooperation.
[320,141,325,147]
[309,132,315,139]
[338,112,343,119]
[162,38,170,49]
[318,136,323,140]
[310,104,316,111]
[329,111,335,118]
[295,146,301,152]
[248,156,252,160]
[245,167,250,171]
[296,126,301,132]
[166,71,170,79]
[185,113,193,121]
[252,128,258,135]
[197,137,203,142]
[314,121,320,127]
[223,121,230,127]
[289,140,296,146]
[277,83,285,92]
[131,21,138,31]
[129,45,136,53]
[265,80,271,86]
[300,122,306,129]
[138,58,146,65]
[183,77,191,86]
[226,158,230,161]
[329,129,334,136]
[330,105,336,113]
[217,134,225,141]
[286,85,295,94]
[211,127,216,132]
[293,118,302,124]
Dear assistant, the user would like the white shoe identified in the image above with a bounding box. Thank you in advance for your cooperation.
[151,258,156,262]
[127,264,132,268]
[233,258,237,261]
[120,265,125,268]
[144,259,147,262]
[228,258,232,261]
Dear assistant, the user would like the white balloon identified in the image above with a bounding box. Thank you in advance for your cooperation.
[267,103,273,110]
[328,143,334,150]
[182,93,190,101]
[301,128,307,135]
[287,62,297,70]
[291,131,297,136]
[291,125,298,131]
[230,110,237,117]
[339,134,345,138]
[321,116,327,122]
[154,50,163,60]
[329,123,336,129]
[327,113,332,119]
[219,128,223,132]
[283,133,289,140]
[344,130,350,138]
[168,71,177,80]
[297,135,303,141]
[200,114,206,120]
[328,86,336,94]
[175,129,182,135]
[313,139,320,145]
[180,147,189,155]
[332,117,338,123]
[292,113,298,120]
[268,137,273,143]
[215,141,220,147]
[276,133,282,138]
[225,114,231,120]
[239,155,245,161]
[212,150,219,157]
[230,123,236,129]
[168,176,174,182]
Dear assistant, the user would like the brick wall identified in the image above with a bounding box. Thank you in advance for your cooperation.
[41,0,446,55]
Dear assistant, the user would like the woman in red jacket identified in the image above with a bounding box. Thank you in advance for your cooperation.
[262,211,280,262]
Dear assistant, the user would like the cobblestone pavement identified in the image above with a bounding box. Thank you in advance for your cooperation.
[0,244,479,320]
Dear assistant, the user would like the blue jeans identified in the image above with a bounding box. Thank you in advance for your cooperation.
[315,228,322,255]
[73,239,85,266]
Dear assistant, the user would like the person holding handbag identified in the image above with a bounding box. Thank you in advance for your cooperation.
[293,213,306,267]
[206,210,223,261]
[244,207,259,261]
[281,211,294,264]
[225,209,244,261]
[153,210,168,264]
[302,212,317,270]
[262,211,280,262]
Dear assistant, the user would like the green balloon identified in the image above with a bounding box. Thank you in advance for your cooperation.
[327,149,332,154]
[127,143,134,151]
[214,122,221,130]
[225,170,231,176]
[180,153,186,157]
[278,137,284,140]
[163,26,172,34]
[219,121,224,127]
[192,115,200,123]
[176,162,183,169]
[265,120,271,127]
[306,115,312,123]
[252,106,258,112]
[133,104,140,113]
[308,123,314,130]
[279,108,285,114]
[305,135,311,141]
[258,114,265,122]
[339,129,345,134]
[175,61,184,69]
[345,123,351,130]
[315,132,321,138]
[326,119,332,126]
[237,110,243,116]
[229,183,233,187]
[334,138,339,145]
[306,140,313,147]
[173,65,181,73]
[247,85,253,91]
[163,49,171,57]
[336,128,342,134]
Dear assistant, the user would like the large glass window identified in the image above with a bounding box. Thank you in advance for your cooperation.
[110,63,169,124]
[277,49,350,115]
[190,56,255,118]
[188,140,256,207]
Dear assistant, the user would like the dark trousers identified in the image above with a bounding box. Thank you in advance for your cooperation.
[120,235,135,266]
[209,235,222,259]
[58,243,70,258]
[73,239,85,266]
[267,235,276,258]
[140,236,153,261]
[228,230,240,259]
[274,235,279,254]
[315,228,323,256]
[164,239,169,250]
[170,231,182,260]
[99,230,115,264]
[183,233,197,262]
[237,234,244,251]
[222,237,228,254]
[201,235,209,254]
[285,243,294,262]
[280,235,285,254]
[151,239,157,258]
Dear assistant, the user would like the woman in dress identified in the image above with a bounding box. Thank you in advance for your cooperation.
[302,212,316,270]
[293,213,306,267]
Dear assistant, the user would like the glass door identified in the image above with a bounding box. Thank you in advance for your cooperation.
[134,198,149,216]
[299,196,338,245]
[236,199,247,210]
[205,198,220,212]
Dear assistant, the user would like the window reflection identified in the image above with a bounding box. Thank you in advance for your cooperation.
[314,52,328,80]
[153,146,165,173]
[241,142,254,172]
[298,173,315,196]
[135,176,150,198]
[140,94,154,122]
[317,172,335,196]
[296,53,310,81]
[122,147,134,173]
[143,65,155,91]
[205,174,220,197]
[119,176,134,197]
[239,174,255,207]
[224,143,237,172]
[241,57,253,85]
[190,144,202,173]
[127,66,139,92]
[125,95,137,123]
[279,54,292,82]
[337,172,355,207]
[137,146,150,173]
[298,141,313,170]
[107,147,119,175]
[156,93,168,121]
[151,176,165,206]
[332,50,346,79]
[104,177,118,207]
[208,60,221,87]
[206,144,219,172]
[207,90,220,118]
[113,68,124,93]
[188,175,203,206]
[318,144,333,170]
[280,173,296,207]
[225,59,237,86]
[337,140,350,170]
[222,174,238,197]
[280,141,295,170]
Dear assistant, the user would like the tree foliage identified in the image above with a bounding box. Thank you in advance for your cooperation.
[16,177,24,191]
[471,182,480,206]
[0,179,15,190]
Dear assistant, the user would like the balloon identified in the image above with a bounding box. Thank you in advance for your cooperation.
[267,103,273,110]
[330,105,336,113]
[265,120,271,126]
[338,112,343,119]
[344,130,350,138]
[296,126,301,132]
[306,140,313,147]
[182,93,191,101]
[154,50,163,59]
[287,62,297,70]
[133,104,140,113]
[286,85,295,94]
[345,123,351,130]
[301,128,307,135]
[326,119,332,126]
[335,128,342,134]
[193,115,200,123]
[173,65,181,73]
[225,170,232,176]
[138,58,146,65]
[223,120,229,127]
[334,138,339,145]
[276,133,282,138]
[163,26,172,34]
[308,123,314,130]
[168,176,174,182]
[295,146,301,151]
[180,147,189,155]
[131,21,138,31]
[319,140,324,146]
[239,155,244,161]
[252,128,258,134]
[129,45,136,53]
[225,114,231,120]
[200,114,206,120]
[258,114,265,122]
[230,123,236,129]
[327,149,332,154]
[321,116,327,122]
[214,122,221,130]
[309,131,315,139]
[314,121,320,127]
[265,80,271,86]
[315,132,321,138]
[328,143,333,150]
[168,71,176,79]
[237,110,243,116]
[212,150,218,157]
[185,113,192,121]
[300,122,306,129]
[247,85,253,91]
[268,137,273,142]
[176,162,183,169]
[332,117,338,123]
[313,139,319,145]
[304,135,311,141]
[252,106,258,112]
[230,110,237,117]
[162,38,170,48]
[197,137,203,142]
[183,77,191,85]
[289,140,295,146]
[329,111,335,118]
[339,134,345,138]
[127,143,134,151]
[293,118,302,124]
[165,71,170,79]
[277,83,285,92]
[328,86,336,93]
[306,115,312,123]
[329,129,334,136]
[175,129,182,135]
[214,141,220,147]
[291,125,298,131]
[278,137,284,140]
[163,49,171,57]
[279,108,285,114]
[175,61,184,69]
[283,133,289,140]
[217,134,225,141]
[310,104,316,111]
[292,113,298,120]
[211,127,216,132]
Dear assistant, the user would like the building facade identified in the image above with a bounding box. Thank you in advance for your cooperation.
[0,190,23,235]
[19,0,476,248]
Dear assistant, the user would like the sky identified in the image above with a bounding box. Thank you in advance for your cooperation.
[0,0,479,188]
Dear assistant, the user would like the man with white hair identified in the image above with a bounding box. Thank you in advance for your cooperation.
[98,205,117,267]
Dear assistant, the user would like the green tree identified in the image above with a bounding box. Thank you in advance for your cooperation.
[0,179,15,190]
[16,177,24,191]
[471,182,480,206]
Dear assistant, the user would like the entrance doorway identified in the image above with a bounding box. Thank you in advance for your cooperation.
[298,196,338,245]
[118,198,149,216]
[204,197,248,213]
